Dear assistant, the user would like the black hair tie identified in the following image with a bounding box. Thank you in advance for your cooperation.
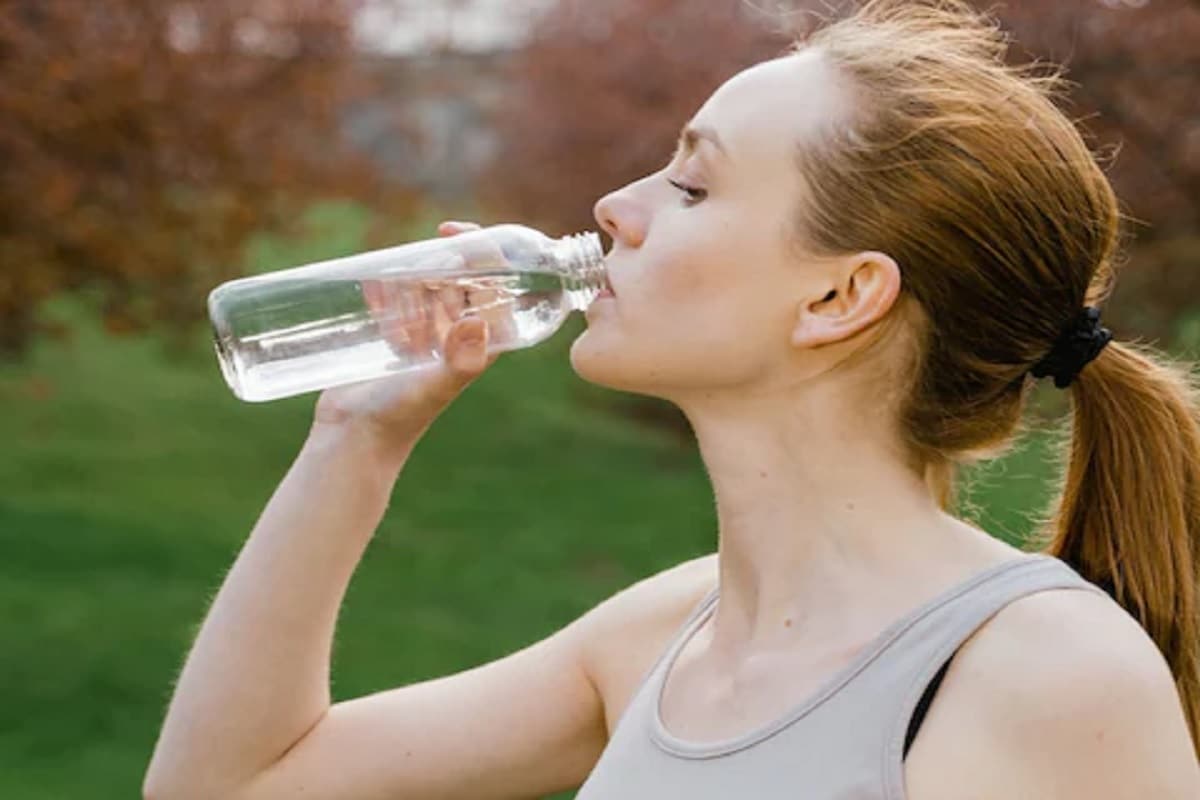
[1029,306,1113,389]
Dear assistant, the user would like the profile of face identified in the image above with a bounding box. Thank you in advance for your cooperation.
[569,49,901,406]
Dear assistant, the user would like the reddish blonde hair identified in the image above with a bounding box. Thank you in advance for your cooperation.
[795,0,1200,750]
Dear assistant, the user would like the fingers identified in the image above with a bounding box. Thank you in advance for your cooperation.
[361,279,382,315]
[438,221,482,236]
[437,221,506,273]
[364,221,504,372]
[461,283,518,344]
[435,221,518,344]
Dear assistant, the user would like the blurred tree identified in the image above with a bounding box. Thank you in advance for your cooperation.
[483,0,1199,344]
[0,0,416,357]
[998,0,1200,339]
[1013,0,1200,233]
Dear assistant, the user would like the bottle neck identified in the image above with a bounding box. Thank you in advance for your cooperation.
[553,232,607,311]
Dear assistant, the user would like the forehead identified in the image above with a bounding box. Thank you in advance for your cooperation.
[691,50,847,171]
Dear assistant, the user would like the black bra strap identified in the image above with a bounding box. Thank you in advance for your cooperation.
[902,652,956,759]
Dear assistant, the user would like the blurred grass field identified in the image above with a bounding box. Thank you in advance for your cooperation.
[0,204,1060,798]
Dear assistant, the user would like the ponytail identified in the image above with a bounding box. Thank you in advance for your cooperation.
[1044,340,1200,753]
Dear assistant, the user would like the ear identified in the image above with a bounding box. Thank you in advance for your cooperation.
[791,251,901,349]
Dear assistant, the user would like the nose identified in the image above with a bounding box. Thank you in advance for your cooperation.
[593,188,646,249]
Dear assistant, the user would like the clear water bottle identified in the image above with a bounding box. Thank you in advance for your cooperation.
[208,223,608,402]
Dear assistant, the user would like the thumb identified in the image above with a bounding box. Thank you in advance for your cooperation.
[418,318,495,414]
[442,316,492,381]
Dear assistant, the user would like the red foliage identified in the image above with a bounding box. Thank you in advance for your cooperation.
[999,0,1200,234]
[999,0,1200,337]
[479,0,793,235]
[0,0,415,357]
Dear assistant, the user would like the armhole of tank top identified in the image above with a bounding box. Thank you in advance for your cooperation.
[881,579,1107,800]
[617,585,720,726]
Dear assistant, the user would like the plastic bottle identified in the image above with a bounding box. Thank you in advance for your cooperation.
[208,223,607,402]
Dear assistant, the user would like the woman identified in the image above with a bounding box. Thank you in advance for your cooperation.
[145,2,1200,797]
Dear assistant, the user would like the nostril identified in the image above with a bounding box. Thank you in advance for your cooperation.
[594,195,621,238]
[600,216,617,240]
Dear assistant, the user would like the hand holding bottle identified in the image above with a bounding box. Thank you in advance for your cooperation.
[312,221,501,450]
[357,223,519,361]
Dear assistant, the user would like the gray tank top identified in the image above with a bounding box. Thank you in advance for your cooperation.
[575,554,1105,799]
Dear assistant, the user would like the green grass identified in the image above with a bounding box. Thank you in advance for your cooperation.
[0,205,1059,798]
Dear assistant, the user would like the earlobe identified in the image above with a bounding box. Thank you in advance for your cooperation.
[791,251,901,349]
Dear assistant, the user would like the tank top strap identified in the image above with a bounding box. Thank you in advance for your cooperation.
[873,554,1106,798]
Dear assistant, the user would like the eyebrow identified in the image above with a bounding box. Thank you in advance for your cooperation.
[677,123,728,159]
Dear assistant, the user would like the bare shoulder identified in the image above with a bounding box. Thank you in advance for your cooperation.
[908,587,1200,799]
[575,553,719,734]
[576,553,719,638]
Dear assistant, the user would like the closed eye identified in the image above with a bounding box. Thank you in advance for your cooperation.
[668,179,707,206]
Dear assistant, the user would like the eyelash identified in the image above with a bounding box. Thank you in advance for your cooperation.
[668,179,707,206]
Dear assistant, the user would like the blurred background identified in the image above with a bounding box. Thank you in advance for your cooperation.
[1,0,1197,796]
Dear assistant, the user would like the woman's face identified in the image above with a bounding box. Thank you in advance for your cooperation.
[570,51,863,401]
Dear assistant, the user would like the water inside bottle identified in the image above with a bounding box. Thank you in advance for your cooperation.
[214,269,573,402]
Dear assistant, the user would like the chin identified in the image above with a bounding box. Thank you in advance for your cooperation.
[569,328,619,386]
[569,328,641,391]
[568,329,676,398]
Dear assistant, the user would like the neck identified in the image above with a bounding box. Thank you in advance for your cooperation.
[676,379,1004,659]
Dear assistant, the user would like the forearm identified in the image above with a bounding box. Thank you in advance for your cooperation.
[145,421,413,798]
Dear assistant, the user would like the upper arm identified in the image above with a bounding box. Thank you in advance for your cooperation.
[236,554,718,800]
[239,620,602,800]
[907,589,1200,800]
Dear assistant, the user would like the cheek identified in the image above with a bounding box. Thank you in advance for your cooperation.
[649,243,757,330]
[571,267,783,392]
[636,236,727,308]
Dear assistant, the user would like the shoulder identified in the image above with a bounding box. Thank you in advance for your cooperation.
[575,553,718,642]
[960,588,1188,737]
[907,585,1199,798]
[573,554,718,730]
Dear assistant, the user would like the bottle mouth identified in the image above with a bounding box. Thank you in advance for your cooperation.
[558,232,609,310]
[568,232,604,265]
